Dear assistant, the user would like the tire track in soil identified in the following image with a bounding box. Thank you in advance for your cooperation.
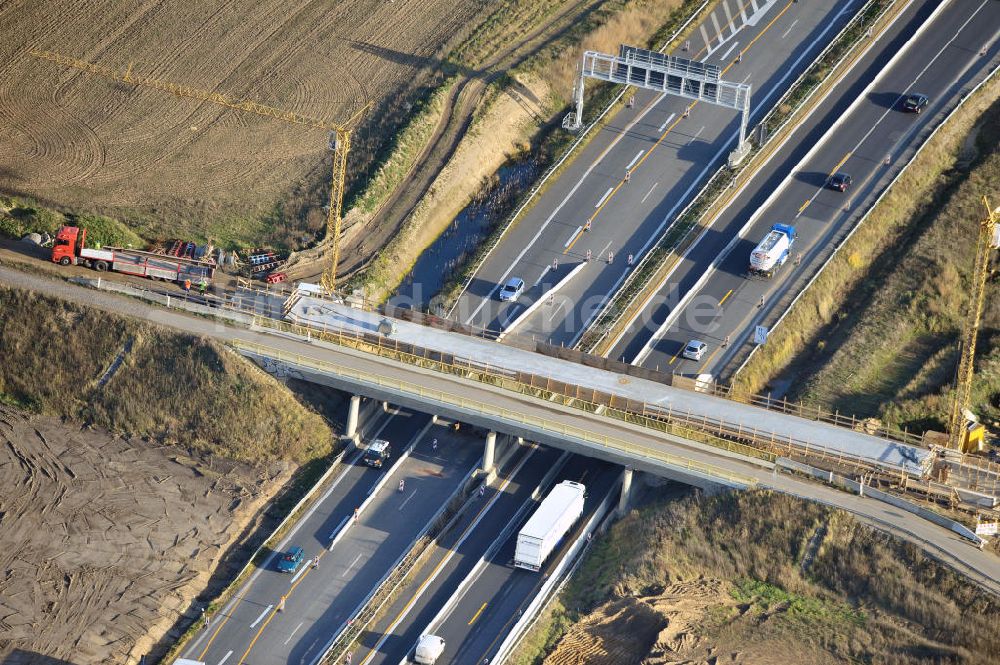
[295,0,607,283]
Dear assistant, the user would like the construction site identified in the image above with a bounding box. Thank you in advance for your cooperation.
[2,0,1000,664]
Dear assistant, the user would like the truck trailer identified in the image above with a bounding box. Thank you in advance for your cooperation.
[51,226,215,283]
[514,480,586,572]
[748,223,796,278]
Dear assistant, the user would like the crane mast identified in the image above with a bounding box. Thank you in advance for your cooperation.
[949,197,999,451]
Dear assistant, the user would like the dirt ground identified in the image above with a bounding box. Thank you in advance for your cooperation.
[0,405,286,664]
[0,0,488,241]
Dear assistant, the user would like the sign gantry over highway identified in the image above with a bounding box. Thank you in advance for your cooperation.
[564,45,753,164]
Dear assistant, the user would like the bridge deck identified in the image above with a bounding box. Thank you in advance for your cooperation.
[288,297,931,476]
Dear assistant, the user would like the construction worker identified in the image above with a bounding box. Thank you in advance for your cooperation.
[183,278,191,293]
[199,279,208,295]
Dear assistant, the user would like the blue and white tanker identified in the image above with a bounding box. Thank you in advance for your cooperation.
[749,223,797,278]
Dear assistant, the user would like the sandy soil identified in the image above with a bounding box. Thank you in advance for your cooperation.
[0,405,285,664]
[0,0,486,233]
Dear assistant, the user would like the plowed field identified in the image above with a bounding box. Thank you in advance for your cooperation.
[0,406,282,664]
[0,0,486,239]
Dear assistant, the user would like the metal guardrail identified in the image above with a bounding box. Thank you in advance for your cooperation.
[234,339,760,487]
[247,314,938,479]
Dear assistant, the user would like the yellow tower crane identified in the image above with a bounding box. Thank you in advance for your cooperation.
[948,196,1000,452]
[29,49,371,290]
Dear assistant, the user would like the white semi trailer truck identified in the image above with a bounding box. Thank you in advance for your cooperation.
[514,480,586,571]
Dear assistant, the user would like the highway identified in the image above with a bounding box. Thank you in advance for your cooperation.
[179,409,482,665]
[449,0,862,341]
[610,0,1000,376]
[346,446,567,665]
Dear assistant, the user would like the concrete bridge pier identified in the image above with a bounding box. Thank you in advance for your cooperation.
[618,466,634,517]
[344,395,362,444]
[483,430,497,475]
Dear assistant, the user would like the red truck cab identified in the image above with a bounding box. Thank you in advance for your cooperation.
[51,225,86,265]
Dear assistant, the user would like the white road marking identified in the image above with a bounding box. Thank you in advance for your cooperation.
[342,553,364,577]
[328,515,348,540]
[739,1,748,23]
[625,150,644,170]
[711,13,724,45]
[641,182,659,204]
[501,305,522,329]
[742,73,752,84]
[533,265,551,288]
[217,650,234,665]
[598,241,613,258]
[750,0,759,11]
[720,41,739,61]
[658,112,676,132]
[595,187,614,208]
[548,301,566,322]
[289,562,309,585]
[781,19,798,39]
[564,227,582,248]
[249,605,273,629]
[461,92,666,324]
[284,622,304,645]
[722,0,737,36]
[688,126,705,145]
[398,488,417,510]
[700,24,712,53]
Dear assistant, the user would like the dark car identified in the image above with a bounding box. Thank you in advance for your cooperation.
[362,439,391,468]
[901,93,929,113]
[276,546,304,573]
[828,172,853,192]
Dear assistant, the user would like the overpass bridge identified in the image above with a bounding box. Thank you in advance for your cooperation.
[231,292,991,504]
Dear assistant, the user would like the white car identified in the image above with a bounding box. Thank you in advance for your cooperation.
[682,340,708,361]
[498,277,525,302]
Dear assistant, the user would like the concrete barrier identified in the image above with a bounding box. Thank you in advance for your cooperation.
[776,458,985,547]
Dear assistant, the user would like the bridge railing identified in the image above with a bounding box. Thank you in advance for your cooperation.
[235,340,761,488]
[239,321,924,480]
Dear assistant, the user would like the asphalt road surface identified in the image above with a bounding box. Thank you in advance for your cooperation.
[422,456,620,665]
[612,0,1000,377]
[350,445,566,665]
[449,0,862,342]
[181,411,481,665]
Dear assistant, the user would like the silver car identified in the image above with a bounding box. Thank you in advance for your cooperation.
[682,340,708,361]
[498,277,525,302]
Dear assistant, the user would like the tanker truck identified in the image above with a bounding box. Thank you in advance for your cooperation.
[748,223,796,278]
[51,225,214,283]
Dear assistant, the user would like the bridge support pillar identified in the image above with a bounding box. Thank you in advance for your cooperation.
[344,395,362,443]
[483,430,497,474]
[618,466,634,517]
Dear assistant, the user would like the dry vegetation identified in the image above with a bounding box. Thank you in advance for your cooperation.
[735,73,1000,435]
[513,491,1000,665]
[0,285,332,462]
[0,0,492,248]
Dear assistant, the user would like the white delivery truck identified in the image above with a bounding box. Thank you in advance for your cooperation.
[414,634,446,664]
[514,480,586,571]
[748,223,797,278]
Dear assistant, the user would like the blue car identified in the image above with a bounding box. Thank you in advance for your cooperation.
[276,546,304,573]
